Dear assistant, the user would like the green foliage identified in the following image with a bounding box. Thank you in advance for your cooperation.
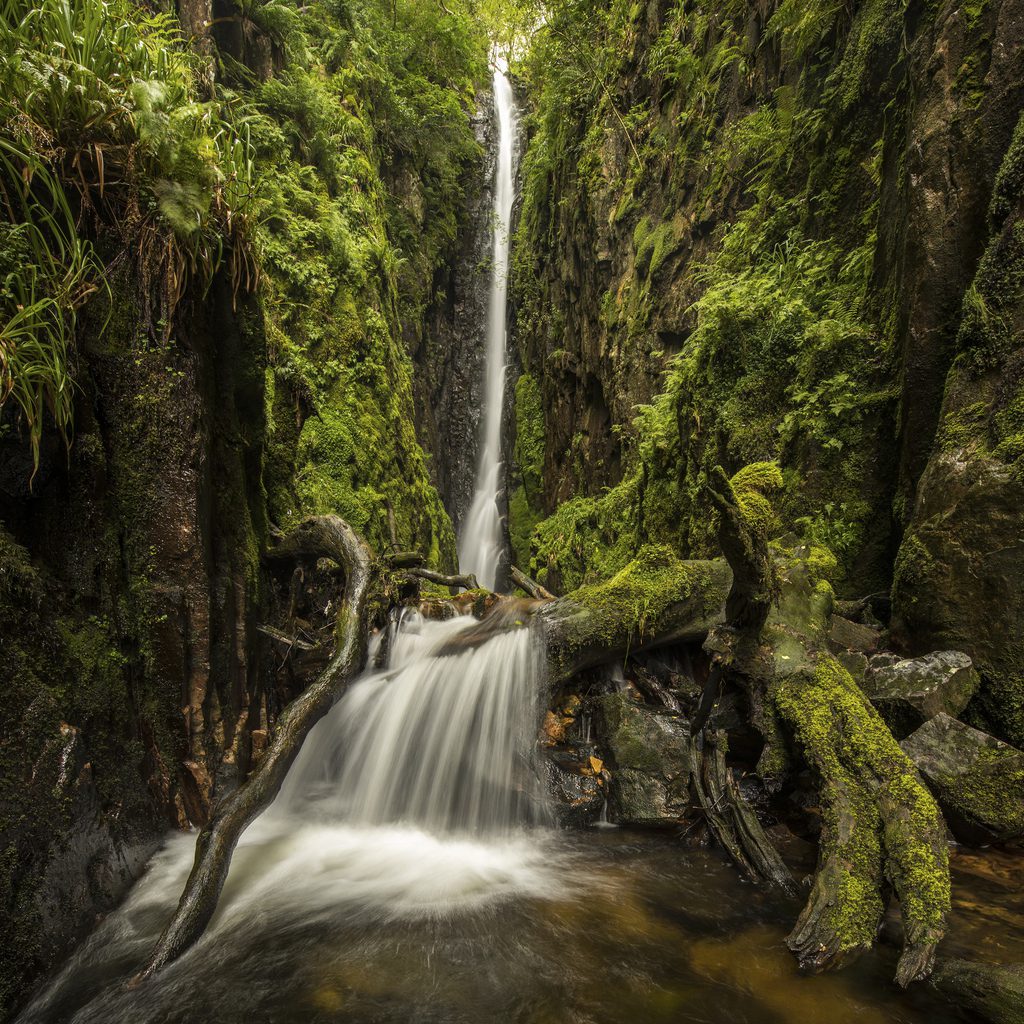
[0,0,258,467]
[0,144,101,474]
[253,0,486,562]
[513,0,904,590]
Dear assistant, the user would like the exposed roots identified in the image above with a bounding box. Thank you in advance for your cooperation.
[131,515,374,984]
[773,655,950,985]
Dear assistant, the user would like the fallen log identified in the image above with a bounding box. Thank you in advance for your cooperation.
[536,463,951,984]
[510,565,555,600]
[702,463,950,985]
[132,515,374,983]
[405,566,479,591]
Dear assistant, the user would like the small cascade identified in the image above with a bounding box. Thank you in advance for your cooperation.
[458,66,517,589]
[276,610,548,834]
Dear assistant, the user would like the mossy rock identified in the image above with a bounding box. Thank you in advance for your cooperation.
[862,651,981,739]
[901,713,1024,846]
[597,691,691,827]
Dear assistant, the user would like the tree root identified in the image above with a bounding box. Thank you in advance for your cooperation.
[131,515,374,984]
[773,655,949,985]
[690,729,798,896]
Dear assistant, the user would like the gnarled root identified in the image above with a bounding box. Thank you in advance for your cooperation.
[772,655,950,986]
[690,729,798,896]
[131,515,375,984]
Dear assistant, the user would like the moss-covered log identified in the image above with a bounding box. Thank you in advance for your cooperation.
[133,515,374,983]
[538,464,951,985]
[772,654,950,985]
[539,546,732,684]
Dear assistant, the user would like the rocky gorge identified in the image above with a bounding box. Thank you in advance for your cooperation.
[1,0,1023,1021]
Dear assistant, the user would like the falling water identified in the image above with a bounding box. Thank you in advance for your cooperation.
[458,67,517,590]
[275,610,548,834]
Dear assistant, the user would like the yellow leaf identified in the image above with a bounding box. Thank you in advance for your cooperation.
[589,755,603,774]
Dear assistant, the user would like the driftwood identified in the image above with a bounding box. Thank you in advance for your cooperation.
[256,624,316,651]
[405,566,479,591]
[689,730,797,895]
[132,516,374,983]
[510,565,555,600]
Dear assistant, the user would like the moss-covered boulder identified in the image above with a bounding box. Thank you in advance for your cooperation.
[931,959,1024,1024]
[597,691,691,827]
[901,713,1024,846]
[862,651,980,739]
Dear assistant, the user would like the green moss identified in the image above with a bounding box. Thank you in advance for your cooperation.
[567,544,707,647]
[773,655,950,953]
[933,742,1024,839]
[891,533,937,616]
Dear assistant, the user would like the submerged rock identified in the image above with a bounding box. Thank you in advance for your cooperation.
[901,714,1024,846]
[861,651,980,738]
[930,959,1024,1024]
[597,692,691,827]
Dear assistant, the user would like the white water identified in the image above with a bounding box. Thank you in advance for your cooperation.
[458,68,517,590]
[274,609,548,834]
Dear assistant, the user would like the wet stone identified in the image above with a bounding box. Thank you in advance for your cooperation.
[597,692,691,827]
[901,713,1024,846]
[863,651,980,738]
[930,958,1024,1024]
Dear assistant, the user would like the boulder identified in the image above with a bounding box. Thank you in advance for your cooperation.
[597,691,691,827]
[930,959,1024,1024]
[542,748,605,827]
[861,650,980,738]
[828,614,881,654]
[901,714,1024,845]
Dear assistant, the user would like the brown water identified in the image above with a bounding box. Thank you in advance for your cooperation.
[17,826,1024,1024]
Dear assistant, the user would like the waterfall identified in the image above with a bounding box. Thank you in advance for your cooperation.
[275,610,548,835]
[458,67,516,590]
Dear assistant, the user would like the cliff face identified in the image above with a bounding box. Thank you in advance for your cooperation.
[412,90,496,533]
[509,0,1023,730]
[512,0,1024,741]
[0,0,487,1013]
[0,272,269,1011]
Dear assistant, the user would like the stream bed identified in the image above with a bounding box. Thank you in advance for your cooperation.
[18,823,1024,1024]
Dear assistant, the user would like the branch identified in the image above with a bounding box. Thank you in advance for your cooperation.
[405,567,479,591]
[132,515,374,983]
[511,565,555,600]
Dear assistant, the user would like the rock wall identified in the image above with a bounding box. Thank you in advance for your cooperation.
[0,271,268,1012]
[412,89,496,531]
[510,0,1024,740]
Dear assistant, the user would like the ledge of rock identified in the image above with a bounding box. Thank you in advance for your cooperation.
[900,713,1024,846]
[861,651,980,738]
[930,959,1024,1024]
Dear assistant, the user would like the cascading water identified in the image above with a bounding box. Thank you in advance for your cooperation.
[275,609,548,834]
[458,67,517,590]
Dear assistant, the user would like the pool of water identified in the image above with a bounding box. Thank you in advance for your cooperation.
[18,822,1024,1024]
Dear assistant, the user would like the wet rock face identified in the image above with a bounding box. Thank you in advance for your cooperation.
[901,713,1024,846]
[931,958,1024,1024]
[894,451,1024,748]
[861,651,980,739]
[597,691,691,827]
[411,89,496,534]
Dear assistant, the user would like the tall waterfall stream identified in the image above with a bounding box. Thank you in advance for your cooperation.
[17,73,1024,1024]
[457,67,516,590]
